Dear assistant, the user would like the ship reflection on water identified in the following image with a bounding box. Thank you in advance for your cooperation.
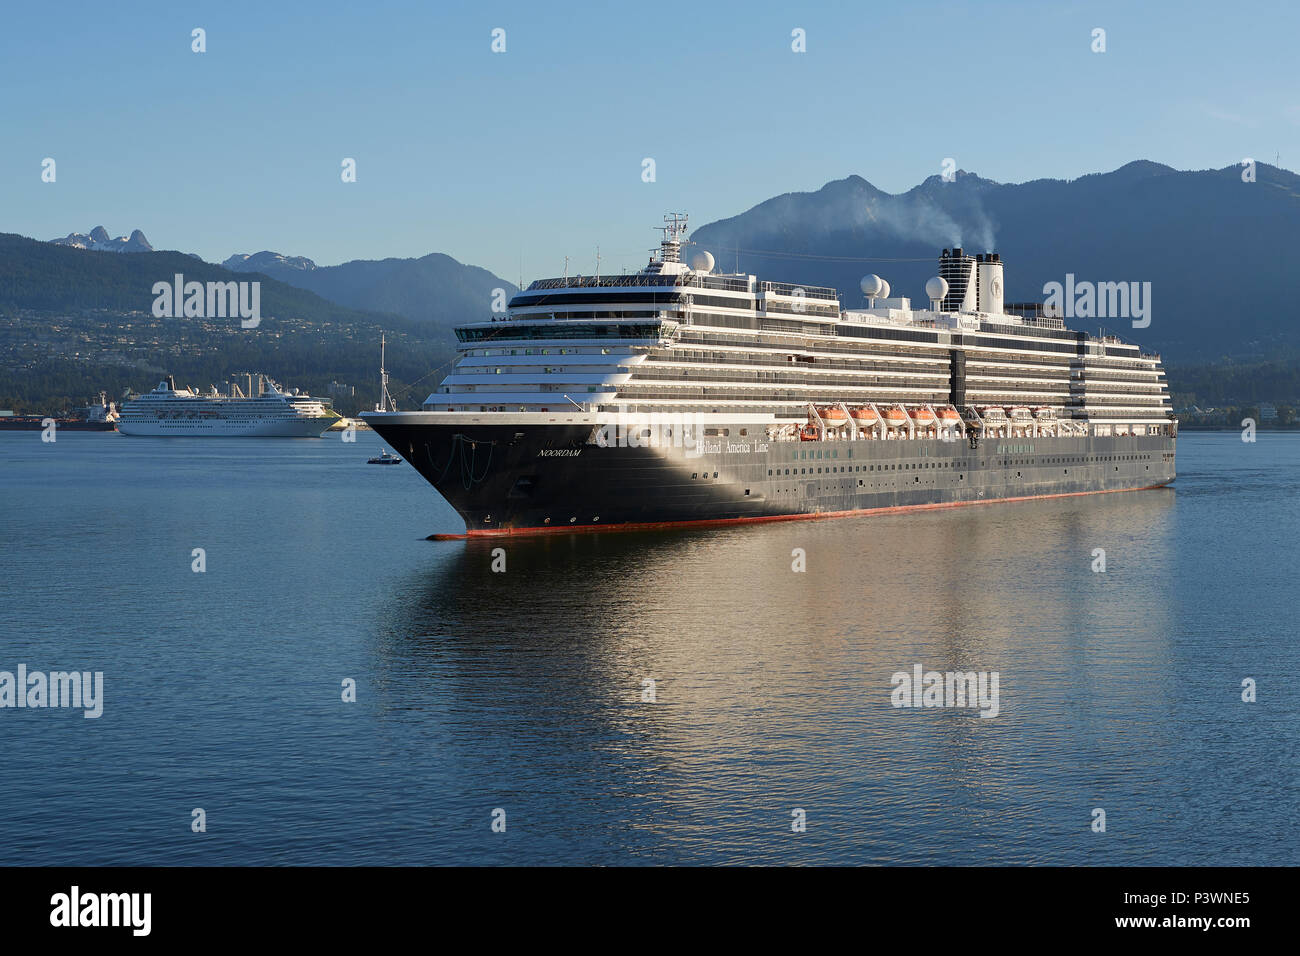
[369,490,1182,864]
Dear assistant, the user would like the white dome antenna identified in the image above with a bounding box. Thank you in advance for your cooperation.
[925,276,949,310]
[860,274,886,306]
[690,250,715,273]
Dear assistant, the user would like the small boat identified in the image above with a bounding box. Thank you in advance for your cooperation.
[368,449,402,465]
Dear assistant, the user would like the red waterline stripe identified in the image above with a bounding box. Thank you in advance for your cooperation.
[426,481,1174,540]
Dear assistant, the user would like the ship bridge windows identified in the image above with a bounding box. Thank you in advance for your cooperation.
[456,322,671,343]
[510,291,684,308]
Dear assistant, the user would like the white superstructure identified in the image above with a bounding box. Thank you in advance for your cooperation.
[118,376,336,437]
[422,215,1173,439]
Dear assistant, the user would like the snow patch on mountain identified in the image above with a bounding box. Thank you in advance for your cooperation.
[48,227,154,253]
[222,251,318,272]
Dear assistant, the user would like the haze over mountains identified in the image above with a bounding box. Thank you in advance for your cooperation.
[29,229,517,334]
[691,161,1300,361]
[21,160,1300,361]
[1,232,397,328]
[221,251,515,330]
[0,232,456,414]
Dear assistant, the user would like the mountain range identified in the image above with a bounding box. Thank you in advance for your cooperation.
[690,161,1300,361]
[222,251,315,272]
[48,226,153,254]
[221,251,515,330]
[28,230,516,335]
[21,160,1300,361]
[0,232,399,328]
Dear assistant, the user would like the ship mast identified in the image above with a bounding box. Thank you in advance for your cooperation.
[656,212,689,263]
[375,333,396,413]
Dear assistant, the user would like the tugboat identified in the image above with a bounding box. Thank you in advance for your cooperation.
[368,449,402,465]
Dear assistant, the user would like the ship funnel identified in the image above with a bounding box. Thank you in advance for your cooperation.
[937,249,977,312]
[977,253,1005,315]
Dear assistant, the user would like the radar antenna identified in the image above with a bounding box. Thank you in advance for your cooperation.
[375,333,396,412]
[654,213,689,263]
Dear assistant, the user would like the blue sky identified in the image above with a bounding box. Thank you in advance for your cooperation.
[2,0,1296,281]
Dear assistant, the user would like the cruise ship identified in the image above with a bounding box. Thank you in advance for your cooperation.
[363,215,1175,534]
[118,376,336,437]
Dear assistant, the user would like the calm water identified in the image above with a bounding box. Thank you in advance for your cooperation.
[0,429,1296,865]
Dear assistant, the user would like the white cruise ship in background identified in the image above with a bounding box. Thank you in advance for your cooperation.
[118,375,337,437]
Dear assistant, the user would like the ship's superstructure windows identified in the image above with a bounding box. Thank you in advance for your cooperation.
[421,217,1173,428]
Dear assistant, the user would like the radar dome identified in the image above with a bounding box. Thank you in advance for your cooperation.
[925,276,949,301]
[690,250,715,273]
[859,274,884,297]
[878,279,891,300]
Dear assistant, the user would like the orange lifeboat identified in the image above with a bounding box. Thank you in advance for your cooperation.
[883,407,909,427]
[910,407,937,425]
[850,406,879,424]
[939,407,962,423]
[817,406,849,425]
[799,424,820,441]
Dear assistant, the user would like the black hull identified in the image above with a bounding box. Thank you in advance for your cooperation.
[369,418,1176,535]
